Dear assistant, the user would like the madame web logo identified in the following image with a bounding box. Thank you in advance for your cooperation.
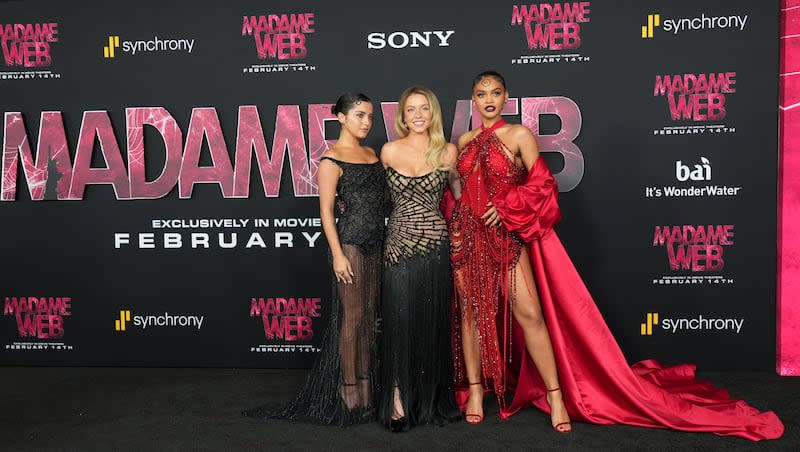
[1,22,62,80]
[240,13,317,74]
[250,297,321,341]
[2,22,59,67]
[640,312,744,335]
[3,296,71,339]
[511,3,589,50]
[509,2,591,65]
[652,225,734,272]
[654,72,736,123]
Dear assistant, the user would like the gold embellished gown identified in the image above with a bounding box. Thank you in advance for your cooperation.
[378,167,462,429]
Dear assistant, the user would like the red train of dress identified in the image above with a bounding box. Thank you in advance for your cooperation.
[444,121,784,441]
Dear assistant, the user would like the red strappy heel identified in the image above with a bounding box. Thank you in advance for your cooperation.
[466,381,484,425]
[546,387,571,433]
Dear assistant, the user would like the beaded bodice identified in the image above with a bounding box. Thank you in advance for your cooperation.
[384,167,449,265]
[456,128,525,217]
[321,157,386,252]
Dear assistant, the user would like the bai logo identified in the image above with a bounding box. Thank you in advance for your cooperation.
[367,30,455,50]
[646,157,739,198]
[676,157,711,181]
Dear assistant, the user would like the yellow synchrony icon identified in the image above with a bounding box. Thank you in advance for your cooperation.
[642,14,660,39]
[103,36,120,58]
[641,312,659,335]
[115,310,131,331]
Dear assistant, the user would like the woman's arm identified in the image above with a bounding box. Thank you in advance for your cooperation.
[444,142,461,200]
[380,142,394,169]
[318,158,353,283]
[514,124,540,171]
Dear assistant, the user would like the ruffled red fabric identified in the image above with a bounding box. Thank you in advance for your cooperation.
[449,130,784,441]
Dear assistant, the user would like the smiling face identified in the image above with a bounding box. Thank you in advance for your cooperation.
[472,76,508,121]
[402,93,433,134]
[339,101,374,140]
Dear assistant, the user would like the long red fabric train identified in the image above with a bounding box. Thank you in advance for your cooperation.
[444,121,784,441]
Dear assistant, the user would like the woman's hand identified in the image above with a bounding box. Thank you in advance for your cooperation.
[482,201,502,227]
[332,254,354,284]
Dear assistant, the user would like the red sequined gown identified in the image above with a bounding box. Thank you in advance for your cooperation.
[445,120,783,441]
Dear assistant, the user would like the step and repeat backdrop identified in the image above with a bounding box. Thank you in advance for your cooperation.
[1,0,779,369]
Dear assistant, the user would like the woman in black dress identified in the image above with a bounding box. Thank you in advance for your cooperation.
[244,93,385,425]
[379,85,462,432]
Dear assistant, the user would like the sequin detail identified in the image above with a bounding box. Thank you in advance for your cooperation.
[449,124,525,408]
[384,167,449,266]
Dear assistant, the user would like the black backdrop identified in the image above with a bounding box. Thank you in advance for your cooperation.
[0,0,779,370]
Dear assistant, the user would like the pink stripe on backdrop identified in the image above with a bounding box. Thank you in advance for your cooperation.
[779,0,800,375]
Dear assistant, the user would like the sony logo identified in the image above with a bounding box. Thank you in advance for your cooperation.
[367,30,455,49]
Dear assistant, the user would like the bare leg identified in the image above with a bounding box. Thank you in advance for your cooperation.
[454,269,484,423]
[510,247,571,432]
[391,386,405,420]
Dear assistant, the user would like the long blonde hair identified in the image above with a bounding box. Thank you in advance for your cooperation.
[394,85,449,170]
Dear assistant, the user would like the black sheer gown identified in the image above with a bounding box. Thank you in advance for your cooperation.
[379,167,462,429]
[244,157,385,426]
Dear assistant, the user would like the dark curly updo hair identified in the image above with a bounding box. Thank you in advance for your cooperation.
[472,70,507,90]
[331,92,372,115]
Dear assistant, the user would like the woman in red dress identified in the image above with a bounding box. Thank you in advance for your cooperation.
[446,70,784,440]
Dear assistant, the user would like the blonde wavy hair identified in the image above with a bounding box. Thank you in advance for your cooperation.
[394,85,449,170]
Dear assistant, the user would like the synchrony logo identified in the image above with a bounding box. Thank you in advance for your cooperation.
[366,30,455,50]
[114,309,204,332]
[640,312,744,335]
[644,157,742,199]
[101,34,195,59]
[641,12,748,39]
[641,14,660,38]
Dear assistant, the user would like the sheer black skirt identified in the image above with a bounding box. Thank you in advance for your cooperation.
[243,243,381,426]
[378,241,462,428]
